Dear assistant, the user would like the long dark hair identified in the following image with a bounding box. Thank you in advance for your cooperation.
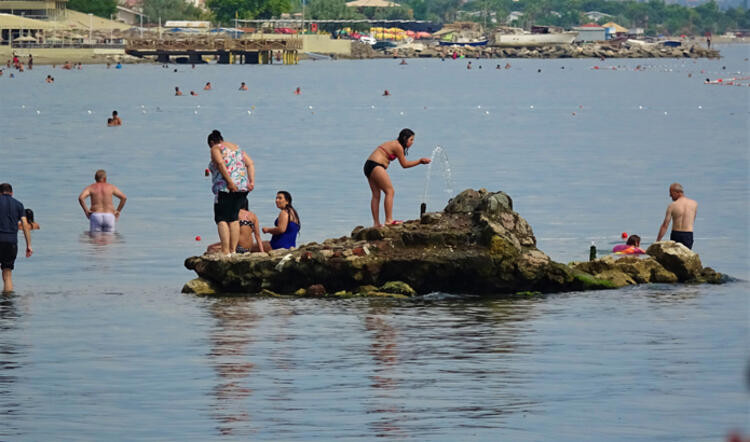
[207,129,223,147]
[398,128,414,156]
[278,191,300,227]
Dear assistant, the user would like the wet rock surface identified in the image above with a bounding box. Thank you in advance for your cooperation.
[184,189,727,297]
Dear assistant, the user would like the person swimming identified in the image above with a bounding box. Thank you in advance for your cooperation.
[239,82,248,91]
[175,86,183,96]
[262,191,300,250]
[612,235,645,255]
[204,82,211,90]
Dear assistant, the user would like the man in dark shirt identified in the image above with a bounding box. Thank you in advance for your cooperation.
[0,183,32,293]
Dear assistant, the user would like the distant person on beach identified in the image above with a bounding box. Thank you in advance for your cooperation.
[295,86,301,95]
[63,61,72,70]
[239,82,248,91]
[206,198,263,254]
[467,61,472,70]
[107,118,114,126]
[175,86,182,96]
[208,129,255,256]
[363,128,431,227]
[45,75,53,83]
[0,183,32,293]
[204,82,211,90]
[400,59,407,65]
[261,191,300,250]
[613,235,645,255]
[27,54,32,70]
[383,89,390,96]
[111,110,121,126]
[656,182,697,249]
[78,169,127,233]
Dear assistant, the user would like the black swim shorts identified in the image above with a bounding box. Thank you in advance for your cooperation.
[0,241,18,270]
[364,160,385,178]
[670,230,694,250]
[214,191,248,224]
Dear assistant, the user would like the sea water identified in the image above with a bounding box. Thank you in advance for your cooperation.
[0,46,747,440]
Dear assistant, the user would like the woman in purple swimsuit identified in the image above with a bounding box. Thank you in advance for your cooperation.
[262,191,301,250]
[363,128,430,227]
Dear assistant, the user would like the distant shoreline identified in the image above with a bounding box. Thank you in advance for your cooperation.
[1,39,746,65]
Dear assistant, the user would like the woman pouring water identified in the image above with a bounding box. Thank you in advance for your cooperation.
[363,128,431,227]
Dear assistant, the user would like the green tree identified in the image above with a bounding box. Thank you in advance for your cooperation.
[206,0,292,24]
[67,0,117,18]
[142,0,203,23]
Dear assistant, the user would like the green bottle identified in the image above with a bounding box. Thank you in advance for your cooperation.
[589,241,597,261]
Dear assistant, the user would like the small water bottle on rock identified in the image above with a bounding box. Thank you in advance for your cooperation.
[589,241,597,261]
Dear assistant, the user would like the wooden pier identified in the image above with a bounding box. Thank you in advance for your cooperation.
[125,37,302,64]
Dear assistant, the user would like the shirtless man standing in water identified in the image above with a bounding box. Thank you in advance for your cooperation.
[78,170,127,233]
[657,182,698,249]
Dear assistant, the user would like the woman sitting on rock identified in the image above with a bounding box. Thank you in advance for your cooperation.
[206,198,263,254]
[262,191,300,250]
[364,128,431,227]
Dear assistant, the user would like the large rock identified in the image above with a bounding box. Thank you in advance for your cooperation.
[646,241,703,281]
[184,189,725,296]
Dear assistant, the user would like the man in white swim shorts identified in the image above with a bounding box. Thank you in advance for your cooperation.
[78,169,127,233]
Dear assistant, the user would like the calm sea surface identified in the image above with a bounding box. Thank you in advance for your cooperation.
[0,45,748,440]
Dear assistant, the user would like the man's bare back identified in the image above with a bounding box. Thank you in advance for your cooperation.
[78,170,126,219]
[667,196,698,232]
[657,183,697,247]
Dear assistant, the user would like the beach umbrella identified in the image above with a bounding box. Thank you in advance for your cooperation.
[14,35,37,42]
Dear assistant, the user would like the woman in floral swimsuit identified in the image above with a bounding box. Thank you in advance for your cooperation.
[208,129,255,255]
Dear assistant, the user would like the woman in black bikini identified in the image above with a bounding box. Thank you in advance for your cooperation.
[364,128,431,227]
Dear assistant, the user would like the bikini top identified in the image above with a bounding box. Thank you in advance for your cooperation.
[379,146,397,161]
[239,219,254,228]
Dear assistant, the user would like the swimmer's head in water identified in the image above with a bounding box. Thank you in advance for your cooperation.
[112,110,118,117]
[95,169,107,182]
[398,128,415,155]
[626,235,640,247]
[207,129,223,147]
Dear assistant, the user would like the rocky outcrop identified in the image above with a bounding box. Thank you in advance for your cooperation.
[369,42,720,60]
[184,189,727,297]
[569,241,727,288]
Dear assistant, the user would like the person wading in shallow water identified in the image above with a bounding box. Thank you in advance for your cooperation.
[657,182,698,249]
[363,128,431,227]
[0,183,32,293]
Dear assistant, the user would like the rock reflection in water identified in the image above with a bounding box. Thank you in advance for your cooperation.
[208,299,258,436]
[365,305,404,437]
[0,294,24,439]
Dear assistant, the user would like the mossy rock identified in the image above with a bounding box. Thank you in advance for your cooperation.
[182,277,219,295]
[379,281,416,297]
[572,271,617,290]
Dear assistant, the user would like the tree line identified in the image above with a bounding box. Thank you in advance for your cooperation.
[69,0,749,35]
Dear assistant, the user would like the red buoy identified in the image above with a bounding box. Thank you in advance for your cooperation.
[195,236,201,241]
[621,232,628,239]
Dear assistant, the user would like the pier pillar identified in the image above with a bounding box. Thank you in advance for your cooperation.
[217,51,230,64]
[156,53,169,64]
[188,53,203,64]
[244,51,259,64]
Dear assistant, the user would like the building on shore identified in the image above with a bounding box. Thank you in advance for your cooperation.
[0,0,67,19]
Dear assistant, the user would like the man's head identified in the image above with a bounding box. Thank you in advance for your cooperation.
[0,183,12,195]
[669,182,684,201]
[112,110,118,117]
[94,169,107,183]
[626,235,641,247]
